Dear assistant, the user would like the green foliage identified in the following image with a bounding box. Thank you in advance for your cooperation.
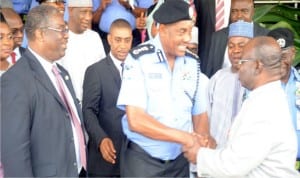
[254,4,300,66]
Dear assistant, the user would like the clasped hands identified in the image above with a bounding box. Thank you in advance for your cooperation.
[182,133,216,164]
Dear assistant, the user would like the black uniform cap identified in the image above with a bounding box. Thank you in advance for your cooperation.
[153,0,193,24]
[267,28,294,49]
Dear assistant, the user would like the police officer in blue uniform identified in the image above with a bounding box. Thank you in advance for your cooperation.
[117,0,215,177]
[268,28,300,171]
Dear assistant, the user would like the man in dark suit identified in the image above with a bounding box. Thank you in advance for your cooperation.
[1,5,87,177]
[202,0,269,78]
[82,19,132,177]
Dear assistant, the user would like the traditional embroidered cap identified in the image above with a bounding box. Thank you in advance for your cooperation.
[153,0,194,24]
[68,0,92,7]
[267,28,294,49]
[228,20,254,39]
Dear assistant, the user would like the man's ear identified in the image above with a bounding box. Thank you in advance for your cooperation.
[255,60,264,75]
[107,34,112,46]
[35,28,45,43]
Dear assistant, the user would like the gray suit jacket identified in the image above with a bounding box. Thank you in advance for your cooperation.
[203,23,269,78]
[1,49,84,177]
[82,56,125,176]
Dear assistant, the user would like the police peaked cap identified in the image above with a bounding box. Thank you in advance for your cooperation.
[153,0,194,24]
[268,28,294,49]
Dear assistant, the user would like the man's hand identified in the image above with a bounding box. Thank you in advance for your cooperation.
[100,0,112,11]
[182,134,201,164]
[99,138,116,164]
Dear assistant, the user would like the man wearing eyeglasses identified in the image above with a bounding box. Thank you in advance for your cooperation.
[183,36,299,177]
[1,5,87,177]
[2,8,25,63]
[268,28,300,172]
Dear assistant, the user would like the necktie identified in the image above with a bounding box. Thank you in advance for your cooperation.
[215,0,225,31]
[11,52,17,64]
[52,65,87,170]
[120,62,125,77]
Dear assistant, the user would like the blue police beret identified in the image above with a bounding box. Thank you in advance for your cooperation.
[153,0,193,24]
[268,28,294,49]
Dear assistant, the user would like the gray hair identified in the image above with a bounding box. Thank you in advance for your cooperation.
[253,36,281,70]
[25,5,60,40]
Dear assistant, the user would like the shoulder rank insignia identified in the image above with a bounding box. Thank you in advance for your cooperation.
[130,44,155,59]
[185,49,199,61]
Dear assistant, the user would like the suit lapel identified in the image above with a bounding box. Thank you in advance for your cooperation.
[56,64,83,121]
[106,56,122,88]
[24,50,67,110]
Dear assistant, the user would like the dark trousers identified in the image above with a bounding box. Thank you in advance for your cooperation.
[120,140,189,177]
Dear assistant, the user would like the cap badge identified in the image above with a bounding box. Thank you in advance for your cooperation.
[277,38,286,48]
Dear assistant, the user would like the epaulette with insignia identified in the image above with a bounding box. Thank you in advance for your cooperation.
[185,50,199,61]
[130,44,155,59]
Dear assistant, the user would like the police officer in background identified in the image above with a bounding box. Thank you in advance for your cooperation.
[117,0,215,177]
[268,28,300,171]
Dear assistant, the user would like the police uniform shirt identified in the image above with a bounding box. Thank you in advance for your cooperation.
[93,0,153,33]
[117,34,208,161]
[282,67,300,159]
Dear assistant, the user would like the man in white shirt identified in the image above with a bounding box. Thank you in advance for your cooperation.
[183,36,299,178]
[59,0,106,102]
[208,20,253,148]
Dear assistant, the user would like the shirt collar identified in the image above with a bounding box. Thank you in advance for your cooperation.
[110,52,123,68]
[28,47,58,74]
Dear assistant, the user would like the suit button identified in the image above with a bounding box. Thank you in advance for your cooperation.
[73,162,77,167]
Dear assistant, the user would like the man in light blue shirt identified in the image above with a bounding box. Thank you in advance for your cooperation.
[117,0,214,177]
[92,0,153,53]
[12,0,32,15]
[268,28,300,171]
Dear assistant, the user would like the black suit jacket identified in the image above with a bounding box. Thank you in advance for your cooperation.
[82,56,125,176]
[203,23,269,78]
[19,46,26,55]
[195,0,216,62]
[1,49,84,177]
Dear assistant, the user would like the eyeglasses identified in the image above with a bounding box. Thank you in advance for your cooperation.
[238,58,256,65]
[45,26,69,35]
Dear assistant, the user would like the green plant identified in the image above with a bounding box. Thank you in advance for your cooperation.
[254,3,300,66]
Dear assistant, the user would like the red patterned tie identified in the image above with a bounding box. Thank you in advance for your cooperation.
[52,65,87,170]
[215,0,225,31]
[11,52,16,64]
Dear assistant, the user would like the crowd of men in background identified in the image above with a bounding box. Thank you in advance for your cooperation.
[0,0,299,177]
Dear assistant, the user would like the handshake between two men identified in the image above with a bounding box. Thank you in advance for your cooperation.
[182,133,217,164]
